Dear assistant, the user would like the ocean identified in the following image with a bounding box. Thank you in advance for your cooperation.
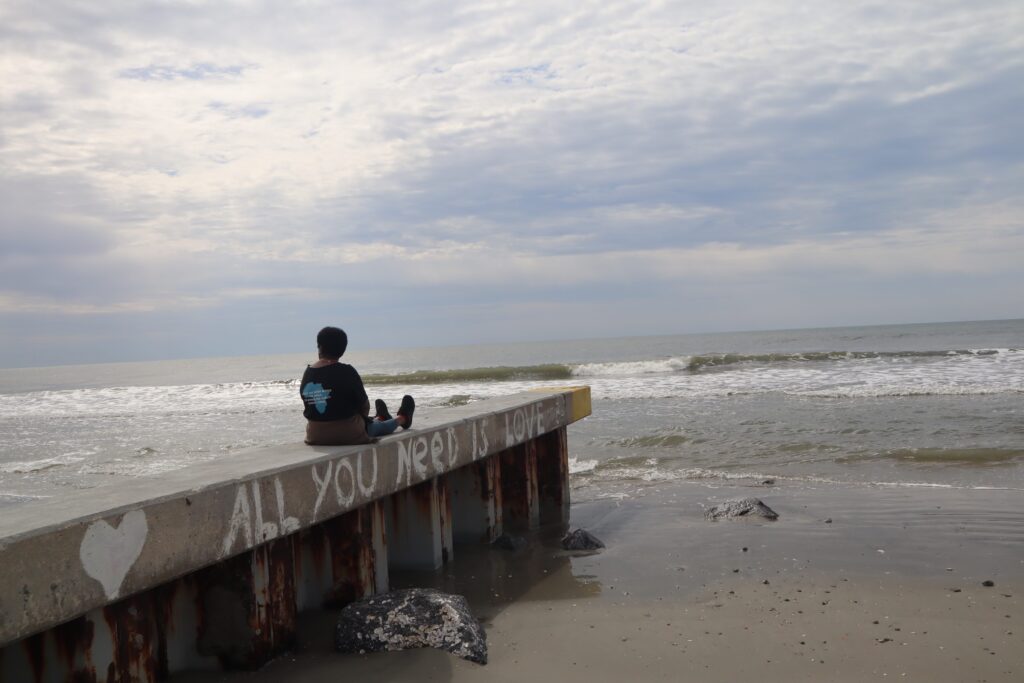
[1,319,1021,509]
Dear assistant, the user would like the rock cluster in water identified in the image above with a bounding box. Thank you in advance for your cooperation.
[704,497,779,521]
[335,588,488,664]
[561,528,606,550]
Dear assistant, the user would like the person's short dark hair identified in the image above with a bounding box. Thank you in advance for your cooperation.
[317,326,348,359]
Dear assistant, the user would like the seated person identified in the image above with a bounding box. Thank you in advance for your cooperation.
[300,326,414,445]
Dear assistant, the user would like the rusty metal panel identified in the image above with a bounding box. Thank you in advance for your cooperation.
[192,541,296,671]
[500,441,540,531]
[354,506,379,599]
[3,594,162,683]
[449,458,503,544]
[437,475,453,565]
[263,536,297,656]
[537,427,570,525]
[322,511,367,607]
[526,439,539,525]
[19,629,54,683]
[194,551,255,669]
[499,446,524,529]
[369,500,389,596]
[53,615,96,683]
[294,526,332,613]
[157,575,221,675]
[11,616,94,683]
[489,456,503,536]
[101,593,160,683]
[386,479,448,571]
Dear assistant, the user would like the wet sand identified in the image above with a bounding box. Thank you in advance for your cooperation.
[179,482,1023,682]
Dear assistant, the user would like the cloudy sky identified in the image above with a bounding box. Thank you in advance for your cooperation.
[1,1,1022,366]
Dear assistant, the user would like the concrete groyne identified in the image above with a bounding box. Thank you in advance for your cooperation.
[0,387,591,682]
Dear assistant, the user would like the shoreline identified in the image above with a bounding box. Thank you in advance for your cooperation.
[176,481,1023,682]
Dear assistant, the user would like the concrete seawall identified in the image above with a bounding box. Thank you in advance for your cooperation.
[0,387,591,682]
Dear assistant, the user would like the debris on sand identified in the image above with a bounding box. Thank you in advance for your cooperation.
[335,589,487,664]
[704,497,779,521]
[561,528,606,550]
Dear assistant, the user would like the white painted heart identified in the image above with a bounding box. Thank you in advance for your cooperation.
[79,510,148,600]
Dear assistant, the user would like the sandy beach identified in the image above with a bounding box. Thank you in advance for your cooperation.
[178,481,1023,682]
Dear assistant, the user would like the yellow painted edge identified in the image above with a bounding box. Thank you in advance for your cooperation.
[530,385,592,423]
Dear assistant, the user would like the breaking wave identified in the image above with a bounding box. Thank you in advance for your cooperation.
[361,348,1019,384]
[1,348,1019,420]
[685,348,1013,372]
[838,448,1024,466]
[572,358,691,376]
[610,434,693,449]
[362,364,574,385]
[0,454,89,474]
[571,461,1024,491]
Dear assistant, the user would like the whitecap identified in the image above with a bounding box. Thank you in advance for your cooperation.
[568,456,598,474]
[0,454,87,474]
[571,357,690,377]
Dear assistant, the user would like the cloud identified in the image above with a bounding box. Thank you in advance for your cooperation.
[118,63,250,82]
[206,100,270,119]
[1,0,1022,365]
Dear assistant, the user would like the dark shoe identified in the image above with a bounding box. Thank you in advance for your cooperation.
[397,395,415,429]
[375,399,392,421]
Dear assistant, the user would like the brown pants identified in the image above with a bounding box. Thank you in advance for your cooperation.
[305,415,374,446]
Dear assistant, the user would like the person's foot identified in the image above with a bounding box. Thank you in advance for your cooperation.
[375,399,392,421]
[397,395,415,429]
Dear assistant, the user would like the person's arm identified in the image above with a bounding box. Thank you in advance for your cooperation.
[349,366,371,418]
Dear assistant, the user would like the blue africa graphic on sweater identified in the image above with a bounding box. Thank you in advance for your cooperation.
[301,382,331,414]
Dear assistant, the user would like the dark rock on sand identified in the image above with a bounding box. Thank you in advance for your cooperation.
[705,497,779,521]
[983,580,995,587]
[561,528,606,550]
[335,588,487,664]
[491,533,527,551]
